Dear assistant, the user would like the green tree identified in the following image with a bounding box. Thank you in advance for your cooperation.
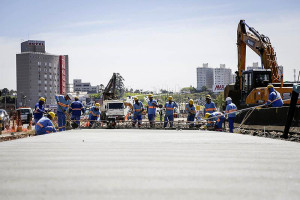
[214,92,225,111]
[115,73,125,98]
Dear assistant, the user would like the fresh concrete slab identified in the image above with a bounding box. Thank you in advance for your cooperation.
[0,129,299,200]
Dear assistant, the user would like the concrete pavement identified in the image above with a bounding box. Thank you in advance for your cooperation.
[0,129,299,200]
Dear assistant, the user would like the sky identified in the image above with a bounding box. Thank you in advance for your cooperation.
[0,0,300,92]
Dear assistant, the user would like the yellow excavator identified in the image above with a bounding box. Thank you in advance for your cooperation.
[225,20,298,108]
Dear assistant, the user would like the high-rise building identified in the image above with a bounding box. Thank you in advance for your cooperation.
[196,63,213,91]
[212,64,233,92]
[247,62,261,71]
[73,79,99,94]
[16,40,69,108]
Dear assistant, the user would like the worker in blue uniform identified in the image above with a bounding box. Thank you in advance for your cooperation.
[186,99,196,128]
[204,95,216,115]
[225,97,237,133]
[34,97,45,124]
[55,93,71,131]
[265,84,283,107]
[205,112,225,131]
[132,97,144,128]
[89,103,101,127]
[147,94,158,127]
[164,96,178,128]
[69,96,85,128]
[35,112,56,135]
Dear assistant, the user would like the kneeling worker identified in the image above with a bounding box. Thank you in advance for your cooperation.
[35,112,57,135]
[186,99,196,128]
[89,103,101,127]
[164,96,178,128]
[205,112,225,131]
[132,97,144,128]
[265,84,283,107]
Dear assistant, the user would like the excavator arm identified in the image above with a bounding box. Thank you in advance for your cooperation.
[237,20,281,88]
[103,73,117,100]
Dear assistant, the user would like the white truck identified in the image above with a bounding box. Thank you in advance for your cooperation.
[100,100,125,128]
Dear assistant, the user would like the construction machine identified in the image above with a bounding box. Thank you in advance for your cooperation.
[225,20,299,108]
[100,73,125,127]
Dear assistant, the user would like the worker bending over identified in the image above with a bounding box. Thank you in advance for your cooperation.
[55,94,71,131]
[204,95,216,115]
[205,112,225,131]
[164,96,178,128]
[265,84,283,107]
[132,97,144,128]
[225,97,237,133]
[186,99,196,128]
[147,94,157,128]
[89,103,101,127]
[34,97,45,124]
[35,112,56,135]
[70,96,85,128]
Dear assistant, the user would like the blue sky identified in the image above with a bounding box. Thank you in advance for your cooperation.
[1,0,300,90]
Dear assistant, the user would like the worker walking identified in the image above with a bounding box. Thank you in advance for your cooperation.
[205,112,225,131]
[34,97,45,124]
[35,112,57,135]
[55,94,71,131]
[69,96,85,128]
[164,96,178,128]
[186,99,196,128]
[89,103,101,127]
[265,84,283,107]
[204,95,216,115]
[225,97,237,133]
[132,97,144,128]
[147,94,158,128]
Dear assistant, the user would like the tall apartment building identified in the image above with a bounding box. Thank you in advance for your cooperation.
[247,62,284,81]
[196,63,213,91]
[16,40,69,108]
[73,79,99,94]
[213,64,232,85]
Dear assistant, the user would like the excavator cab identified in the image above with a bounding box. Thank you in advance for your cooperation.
[241,69,271,104]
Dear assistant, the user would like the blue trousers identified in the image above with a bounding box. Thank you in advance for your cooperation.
[187,114,195,127]
[164,115,174,127]
[148,114,155,122]
[57,112,66,131]
[35,126,56,135]
[89,116,97,126]
[228,117,235,133]
[215,117,225,130]
[71,115,81,125]
[132,114,142,126]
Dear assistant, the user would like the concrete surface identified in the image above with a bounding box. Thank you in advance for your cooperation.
[0,129,300,200]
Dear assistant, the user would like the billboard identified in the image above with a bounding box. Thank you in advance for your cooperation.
[59,56,66,95]
[213,84,225,93]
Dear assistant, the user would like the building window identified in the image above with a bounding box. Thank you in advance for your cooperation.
[45,87,47,91]
[38,80,41,84]
[45,81,47,84]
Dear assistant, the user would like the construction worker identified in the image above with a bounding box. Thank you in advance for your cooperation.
[35,112,56,135]
[34,97,45,124]
[204,94,216,115]
[186,99,196,128]
[89,103,101,127]
[132,97,144,128]
[265,84,283,107]
[164,96,178,128]
[55,93,71,131]
[147,94,158,127]
[205,112,225,131]
[69,96,85,128]
[225,97,237,133]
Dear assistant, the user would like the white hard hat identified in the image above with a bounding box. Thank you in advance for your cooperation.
[66,93,72,99]
[226,97,232,102]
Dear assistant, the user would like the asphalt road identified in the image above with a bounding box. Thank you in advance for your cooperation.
[0,129,299,200]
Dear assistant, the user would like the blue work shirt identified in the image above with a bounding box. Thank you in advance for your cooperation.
[35,117,57,132]
[164,101,178,116]
[147,100,157,115]
[208,112,225,129]
[34,101,44,119]
[185,104,196,116]
[204,102,217,114]
[266,88,283,107]
[226,101,237,118]
[133,102,144,116]
[55,95,70,113]
[89,106,101,119]
[70,101,84,116]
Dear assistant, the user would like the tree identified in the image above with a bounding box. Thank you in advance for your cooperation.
[201,86,208,92]
[214,92,225,111]
[115,73,125,98]
[1,88,9,96]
